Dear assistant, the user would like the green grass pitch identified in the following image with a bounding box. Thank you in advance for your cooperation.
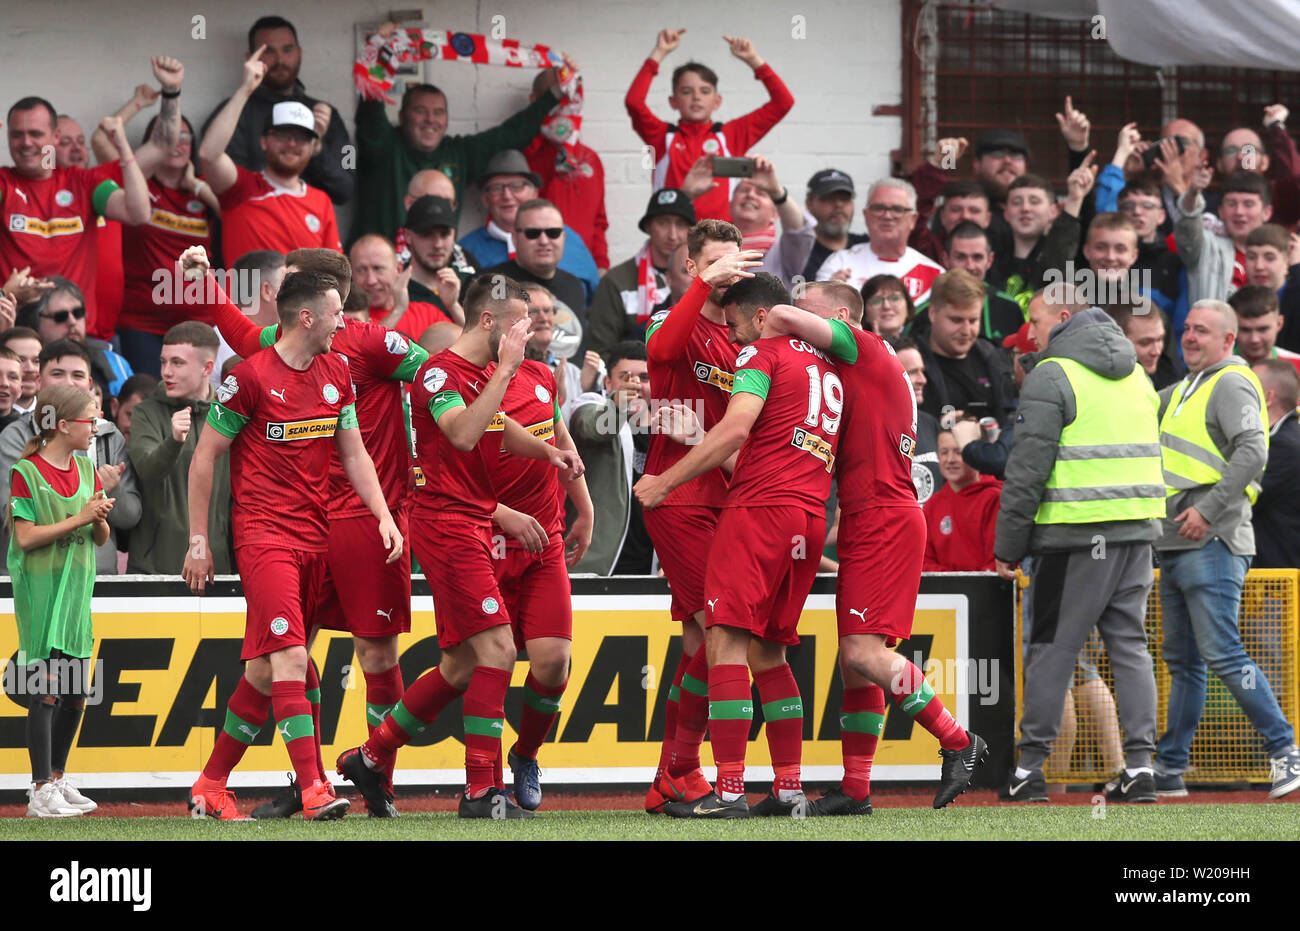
[3,804,1297,841]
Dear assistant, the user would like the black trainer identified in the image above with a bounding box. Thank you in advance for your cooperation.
[1105,769,1158,803]
[999,768,1049,802]
[811,786,873,816]
[750,791,813,817]
[934,732,989,808]
[251,773,303,819]
[458,786,536,819]
[367,771,399,819]
[335,748,391,816]
[664,791,750,819]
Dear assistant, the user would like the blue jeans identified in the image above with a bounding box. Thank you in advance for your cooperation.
[1155,538,1295,773]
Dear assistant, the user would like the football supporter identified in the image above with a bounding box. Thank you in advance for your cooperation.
[337,275,583,820]
[909,222,1024,344]
[55,116,89,169]
[635,272,835,817]
[860,274,916,341]
[0,98,150,334]
[1244,224,1289,292]
[922,425,1002,571]
[9,384,113,817]
[1229,284,1300,373]
[200,50,340,263]
[110,373,156,444]
[1251,359,1300,569]
[0,327,42,415]
[182,270,402,821]
[636,219,762,813]
[0,348,23,429]
[401,195,469,323]
[200,16,354,205]
[520,281,591,422]
[60,110,125,345]
[761,281,987,813]
[17,277,133,400]
[915,269,1015,424]
[1207,104,1300,227]
[893,337,942,504]
[483,198,592,320]
[125,322,231,575]
[626,29,793,223]
[350,233,455,341]
[1114,180,1184,342]
[487,302,595,810]
[1119,306,1182,390]
[1174,169,1272,306]
[213,250,285,387]
[586,189,694,356]
[816,178,945,306]
[993,169,1091,307]
[801,169,867,283]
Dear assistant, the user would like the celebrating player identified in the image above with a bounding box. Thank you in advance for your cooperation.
[337,275,584,820]
[641,219,763,813]
[183,270,402,822]
[762,282,988,812]
[636,272,837,817]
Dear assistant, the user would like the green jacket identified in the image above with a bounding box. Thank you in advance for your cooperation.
[350,88,561,244]
[125,383,233,575]
[566,392,634,576]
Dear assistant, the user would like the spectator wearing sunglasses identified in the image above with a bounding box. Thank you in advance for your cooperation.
[485,199,590,334]
[17,277,133,400]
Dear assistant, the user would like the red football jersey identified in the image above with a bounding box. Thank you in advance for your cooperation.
[410,349,502,520]
[207,347,357,551]
[218,166,340,263]
[0,164,121,330]
[370,300,452,340]
[726,337,842,515]
[645,289,737,508]
[118,171,214,334]
[490,360,564,538]
[826,320,920,512]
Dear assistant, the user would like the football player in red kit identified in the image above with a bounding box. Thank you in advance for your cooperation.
[636,272,838,818]
[763,281,988,813]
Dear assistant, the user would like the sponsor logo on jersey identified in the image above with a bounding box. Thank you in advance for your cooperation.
[485,411,506,432]
[422,366,448,393]
[54,189,73,207]
[265,417,339,441]
[534,384,551,404]
[735,345,759,367]
[899,434,916,458]
[413,465,426,487]
[322,383,340,404]
[911,460,935,504]
[187,199,204,214]
[385,331,409,355]
[692,361,734,392]
[269,388,286,403]
[940,515,953,535]
[216,375,238,403]
[8,214,84,237]
[270,617,289,636]
[305,213,321,233]
[147,208,210,238]
[791,427,836,473]
[481,597,499,615]
[525,418,555,442]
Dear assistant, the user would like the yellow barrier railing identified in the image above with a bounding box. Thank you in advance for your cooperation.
[1015,568,1299,784]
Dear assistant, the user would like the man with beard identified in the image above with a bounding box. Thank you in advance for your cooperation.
[401,195,470,324]
[200,50,340,263]
[801,169,867,282]
[202,16,353,205]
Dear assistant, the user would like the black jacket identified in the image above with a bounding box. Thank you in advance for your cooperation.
[916,335,1016,425]
[1253,410,1300,568]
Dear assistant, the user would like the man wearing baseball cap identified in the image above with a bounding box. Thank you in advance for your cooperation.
[972,130,1030,203]
[587,189,695,356]
[200,52,340,264]
[402,195,470,322]
[802,169,868,282]
[458,149,600,301]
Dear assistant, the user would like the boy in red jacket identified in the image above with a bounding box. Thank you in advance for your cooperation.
[626,28,794,223]
[923,425,1003,571]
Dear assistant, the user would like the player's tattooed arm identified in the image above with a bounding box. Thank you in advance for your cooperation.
[635,392,763,508]
[182,426,233,594]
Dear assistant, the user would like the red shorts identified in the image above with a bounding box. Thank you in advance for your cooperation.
[643,505,721,623]
[493,534,573,651]
[315,508,413,637]
[703,505,825,646]
[236,544,327,661]
[836,505,925,646]
[412,514,510,650]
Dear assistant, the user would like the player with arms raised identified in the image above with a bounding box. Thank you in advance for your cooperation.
[183,270,402,821]
[636,272,836,818]
[763,281,988,812]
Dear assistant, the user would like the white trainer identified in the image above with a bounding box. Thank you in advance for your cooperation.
[51,777,97,813]
[26,782,83,818]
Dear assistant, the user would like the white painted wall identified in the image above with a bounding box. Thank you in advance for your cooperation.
[2,0,902,263]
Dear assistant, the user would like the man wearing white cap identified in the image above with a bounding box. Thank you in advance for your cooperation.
[199,51,341,264]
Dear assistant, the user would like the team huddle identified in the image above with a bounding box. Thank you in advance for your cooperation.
[178,218,986,822]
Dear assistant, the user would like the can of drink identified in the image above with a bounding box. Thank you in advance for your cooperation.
[979,416,1001,443]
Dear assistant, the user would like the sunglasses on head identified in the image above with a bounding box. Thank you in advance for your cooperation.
[40,305,86,324]
[521,227,563,240]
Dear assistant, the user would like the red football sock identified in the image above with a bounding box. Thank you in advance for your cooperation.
[888,659,968,751]
[515,670,566,760]
[305,660,327,783]
[202,676,271,783]
[362,664,405,785]
[755,664,803,796]
[271,680,320,789]
[462,666,509,799]
[363,666,462,767]
[840,685,886,801]
[656,651,692,774]
[669,646,710,778]
[707,664,753,799]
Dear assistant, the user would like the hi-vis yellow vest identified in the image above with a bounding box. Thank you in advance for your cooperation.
[1034,357,1166,525]
[1160,364,1268,504]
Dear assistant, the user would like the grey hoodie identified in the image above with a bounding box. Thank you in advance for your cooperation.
[1155,354,1267,555]
[995,307,1161,562]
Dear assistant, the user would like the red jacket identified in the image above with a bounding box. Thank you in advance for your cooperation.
[922,475,1003,571]
[625,58,794,222]
[524,136,610,269]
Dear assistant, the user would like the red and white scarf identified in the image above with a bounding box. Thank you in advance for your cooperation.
[635,241,669,324]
